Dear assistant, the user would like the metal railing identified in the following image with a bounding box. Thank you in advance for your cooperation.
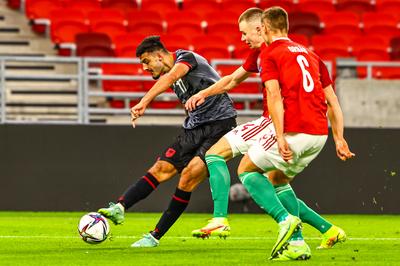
[0,56,399,124]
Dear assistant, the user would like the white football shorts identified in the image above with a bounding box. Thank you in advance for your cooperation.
[224,116,274,157]
[248,131,328,178]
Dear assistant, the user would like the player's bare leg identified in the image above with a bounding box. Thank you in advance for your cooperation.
[99,160,177,225]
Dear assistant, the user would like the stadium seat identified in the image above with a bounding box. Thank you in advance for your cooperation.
[26,0,62,33]
[288,12,321,38]
[220,0,256,16]
[75,32,114,57]
[140,0,179,14]
[206,22,241,43]
[373,67,400,79]
[362,12,399,38]
[101,0,138,11]
[312,35,351,61]
[51,20,90,45]
[204,11,241,26]
[390,37,400,60]
[376,0,400,13]
[289,33,310,47]
[126,10,163,24]
[258,0,295,13]
[113,33,145,57]
[102,63,144,92]
[297,0,336,14]
[128,21,164,35]
[167,21,204,37]
[8,0,21,9]
[320,11,362,36]
[183,0,221,18]
[88,10,127,40]
[65,0,101,13]
[192,35,231,60]
[336,0,375,14]
[160,34,191,51]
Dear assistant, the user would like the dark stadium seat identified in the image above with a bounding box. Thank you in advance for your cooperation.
[160,34,191,51]
[101,0,138,11]
[320,11,362,36]
[288,12,322,38]
[141,0,179,13]
[167,21,204,37]
[88,10,127,40]
[390,37,400,60]
[8,0,21,9]
[183,0,221,18]
[289,33,310,47]
[75,32,114,57]
[113,33,145,57]
[336,0,375,14]
[362,12,399,38]
[258,0,295,13]
[297,0,336,14]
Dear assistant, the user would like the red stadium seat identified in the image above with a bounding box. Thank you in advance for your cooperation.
[8,0,21,9]
[289,12,321,38]
[204,11,241,25]
[321,11,362,36]
[64,0,101,13]
[373,67,400,79]
[75,32,114,57]
[206,22,241,43]
[297,1,336,14]
[362,12,399,38]
[376,0,400,13]
[51,20,90,44]
[160,34,191,51]
[390,37,400,60]
[336,0,375,14]
[101,0,137,11]
[165,11,202,27]
[183,0,222,18]
[194,40,231,61]
[113,33,145,57]
[220,0,256,16]
[141,0,179,14]
[215,64,239,76]
[258,0,295,13]
[128,21,164,35]
[102,63,144,92]
[230,82,262,94]
[26,0,61,20]
[126,10,163,24]
[289,33,310,47]
[167,21,203,37]
[312,35,351,61]
[88,10,127,40]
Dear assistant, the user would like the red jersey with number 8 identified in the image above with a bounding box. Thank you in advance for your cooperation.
[260,38,328,135]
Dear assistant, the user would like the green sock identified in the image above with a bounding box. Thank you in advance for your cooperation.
[275,184,303,241]
[298,199,332,234]
[206,155,231,218]
[239,172,288,223]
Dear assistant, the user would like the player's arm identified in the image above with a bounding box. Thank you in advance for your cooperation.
[265,80,293,162]
[185,67,251,111]
[130,63,190,127]
[324,85,355,161]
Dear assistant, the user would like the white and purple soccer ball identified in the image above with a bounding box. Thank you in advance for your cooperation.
[78,212,110,244]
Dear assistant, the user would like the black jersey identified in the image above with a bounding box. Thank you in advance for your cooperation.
[172,49,236,129]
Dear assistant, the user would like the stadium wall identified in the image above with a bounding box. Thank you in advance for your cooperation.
[0,124,399,214]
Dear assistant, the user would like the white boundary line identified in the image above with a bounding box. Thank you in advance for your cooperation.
[0,236,399,241]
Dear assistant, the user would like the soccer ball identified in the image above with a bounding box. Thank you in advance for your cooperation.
[78,212,110,244]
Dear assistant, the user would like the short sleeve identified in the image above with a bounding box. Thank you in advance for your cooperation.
[242,48,261,73]
[260,55,279,83]
[176,51,198,70]
[319,58,333,89]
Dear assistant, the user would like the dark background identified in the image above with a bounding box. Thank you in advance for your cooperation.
[0,124,398,214]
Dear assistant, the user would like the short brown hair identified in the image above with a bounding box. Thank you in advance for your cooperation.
[238,7,263,23]
[261,6,289,33]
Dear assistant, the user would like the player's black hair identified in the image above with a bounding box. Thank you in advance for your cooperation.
[136,36,168,57]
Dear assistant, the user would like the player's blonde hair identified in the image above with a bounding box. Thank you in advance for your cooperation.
[261,6,289,33]
[238,7,263,23]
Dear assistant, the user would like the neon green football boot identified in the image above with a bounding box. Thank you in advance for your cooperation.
[317,225,347,249]
[270,214,302,259]
[98,202,125,225]
[131,233,159,248]
[271,241,312,261]
[192,217,231,239]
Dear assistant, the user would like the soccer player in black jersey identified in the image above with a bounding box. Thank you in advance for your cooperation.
[98,36,237,247]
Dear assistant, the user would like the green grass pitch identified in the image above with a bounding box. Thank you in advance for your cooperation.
[0,212,399,265]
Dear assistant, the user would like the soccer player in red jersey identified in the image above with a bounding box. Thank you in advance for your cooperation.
[187,7,349,251]
[236,7,354,260]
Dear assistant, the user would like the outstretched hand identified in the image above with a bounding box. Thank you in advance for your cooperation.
[130,102,146,128]
[185,92,206,111]
[335,139,355,161]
